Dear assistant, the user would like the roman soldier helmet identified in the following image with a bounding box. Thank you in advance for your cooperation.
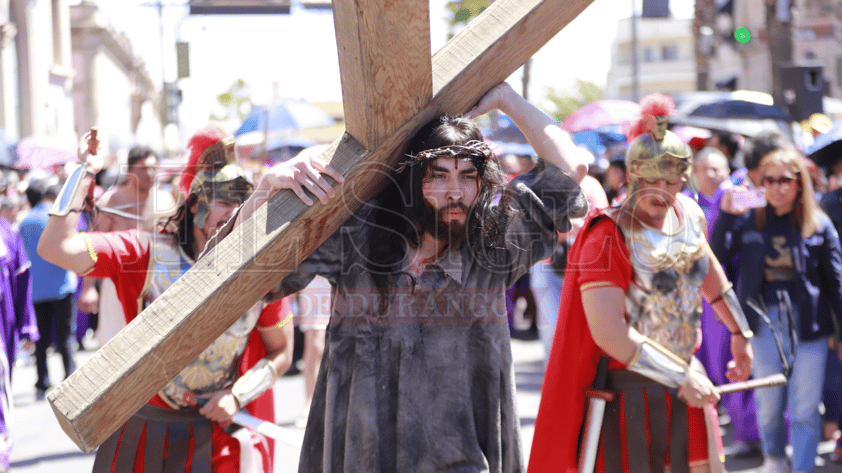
[178,126,252,228]
[624,93,691,192]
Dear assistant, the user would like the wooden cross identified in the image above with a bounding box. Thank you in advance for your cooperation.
[48,0,595,452]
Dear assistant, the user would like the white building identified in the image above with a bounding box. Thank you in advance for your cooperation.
[71,1,161,157]
[0,0,76,146]
[606,16,697,100]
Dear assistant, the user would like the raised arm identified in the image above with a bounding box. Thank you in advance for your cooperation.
[235,152,344,228]
[466,82,588,183]
[37,130,102,275]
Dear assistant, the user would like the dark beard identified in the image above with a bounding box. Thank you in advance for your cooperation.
[420,202,468,247]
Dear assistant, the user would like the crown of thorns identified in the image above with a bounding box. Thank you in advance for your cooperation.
[398,140,492,173]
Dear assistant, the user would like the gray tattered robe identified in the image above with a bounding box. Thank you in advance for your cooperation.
[274,161,586,473]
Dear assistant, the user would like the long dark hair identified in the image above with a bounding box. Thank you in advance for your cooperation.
[156,194,198,260]
[366,116,512,311]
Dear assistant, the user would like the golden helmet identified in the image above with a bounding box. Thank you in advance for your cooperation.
[625,94,691,182]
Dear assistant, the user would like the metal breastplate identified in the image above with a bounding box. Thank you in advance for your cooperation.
[607,194,709,362]
[144,233,262,408]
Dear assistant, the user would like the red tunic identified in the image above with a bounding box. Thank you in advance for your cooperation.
[528,213,717,473]
[84,229,288,472]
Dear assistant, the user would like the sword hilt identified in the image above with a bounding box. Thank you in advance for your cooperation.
[584,388,615,402]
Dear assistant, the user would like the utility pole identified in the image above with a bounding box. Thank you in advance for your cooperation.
[631,0,640,102]
[693,0,715,91]
[767,0,793,108]
[139,1,184,157]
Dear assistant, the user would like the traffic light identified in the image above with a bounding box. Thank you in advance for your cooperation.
[162,82,182,125]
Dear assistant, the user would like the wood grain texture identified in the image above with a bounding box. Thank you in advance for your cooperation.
[335,0,432,149]
[48,0,595,452]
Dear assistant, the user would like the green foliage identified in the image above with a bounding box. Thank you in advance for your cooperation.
[210,79,253,123]
[545,80,605,121]
[445,0,492,39]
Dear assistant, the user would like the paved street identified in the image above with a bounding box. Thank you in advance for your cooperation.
[6,334,842,472]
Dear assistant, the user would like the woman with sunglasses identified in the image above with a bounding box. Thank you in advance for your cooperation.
[712,149,842,473]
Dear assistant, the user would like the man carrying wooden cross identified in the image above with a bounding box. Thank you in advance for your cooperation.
[38,125,342,472]
[223,82,588,472]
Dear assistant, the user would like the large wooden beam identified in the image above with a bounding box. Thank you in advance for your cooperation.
[335,0,432,149]
[48,0,596,453]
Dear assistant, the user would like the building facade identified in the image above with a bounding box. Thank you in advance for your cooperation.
[0,0,160,161]
[702,0,842,99]
[71,1,161,157]
[0,0,76,146]
[606,16,697,101]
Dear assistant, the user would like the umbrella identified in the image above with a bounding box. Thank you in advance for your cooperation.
[484,117,536,156]
[235,99,335,146]
[560,100,641,133]
[671,125,712,150]
[15,136,75,170]
[669,115,791,138]
[571,130,626,157]
[805,120,842,169]
[250,136,318,161]
[674,90,774,116]
[490,141,535,155]
[673,91,732,116]
[687,99,791,121]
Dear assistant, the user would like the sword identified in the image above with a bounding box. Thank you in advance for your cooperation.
[230,410,304,448]
[195,399,304,448]
[576,366,785,473]
[578,357,613,473]
[716,373,787,395]
[95,206,146,221]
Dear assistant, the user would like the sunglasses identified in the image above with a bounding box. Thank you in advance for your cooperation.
[762,175,797,186]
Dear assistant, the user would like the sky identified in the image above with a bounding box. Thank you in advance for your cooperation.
[92,0,693,142]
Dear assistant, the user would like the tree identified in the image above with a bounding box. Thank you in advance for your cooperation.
[545,79,604,122]
[210,78,253,124]
[444,0,537,100]
[445,0,493,40]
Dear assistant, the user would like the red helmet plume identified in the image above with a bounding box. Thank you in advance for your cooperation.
[178,125,228,196]
[625,93,676,142]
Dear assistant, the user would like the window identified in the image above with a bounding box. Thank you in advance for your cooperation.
[662,44,679,61]
[643,46,656,62]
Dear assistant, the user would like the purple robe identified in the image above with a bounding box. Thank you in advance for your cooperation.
[684,188,760,444]
[0,218,37,368]
[0,217,37,465]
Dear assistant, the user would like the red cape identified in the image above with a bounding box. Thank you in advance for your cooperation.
[528,213,627,473]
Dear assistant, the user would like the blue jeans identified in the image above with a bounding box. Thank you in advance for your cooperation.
[751,302,828,472]
[530,260,563,359]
